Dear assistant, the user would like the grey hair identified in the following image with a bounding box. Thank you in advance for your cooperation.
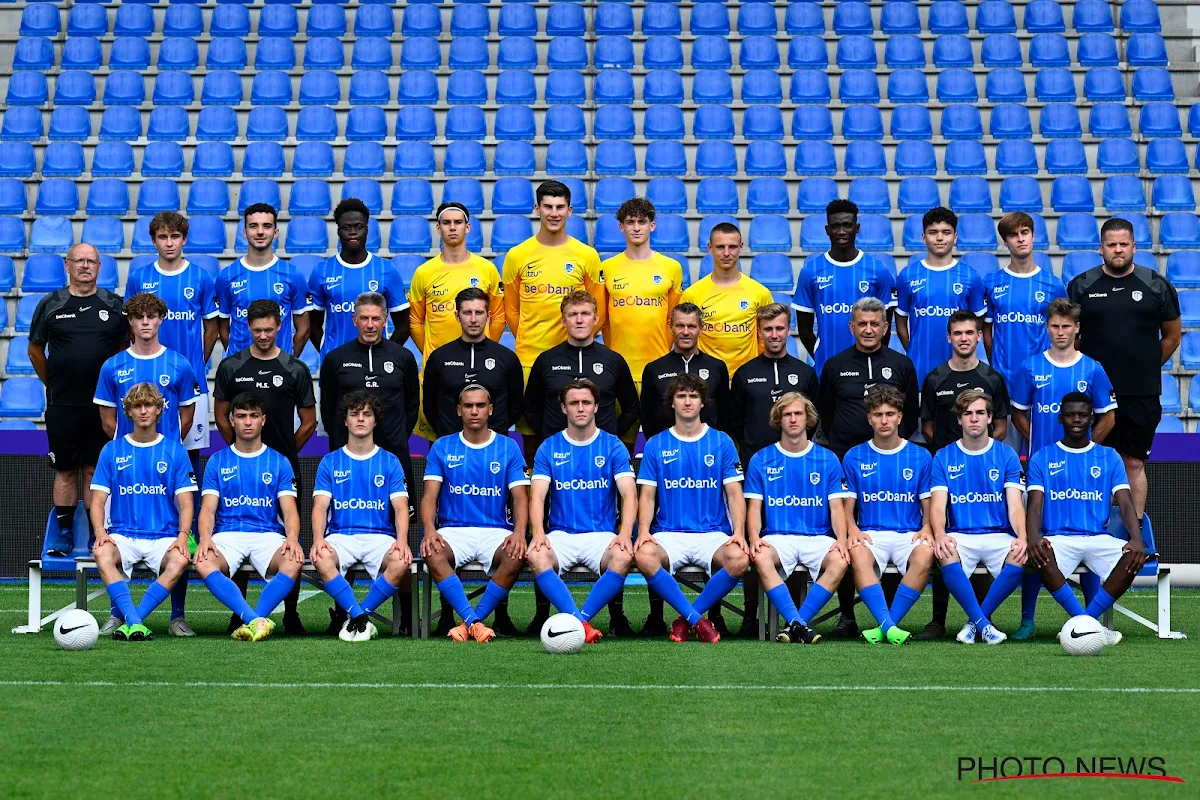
[354,292,388,314]
[851,296,886,319]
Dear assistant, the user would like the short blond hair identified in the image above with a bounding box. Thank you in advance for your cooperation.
[769,392,818,432]
[560,288,597,315]
[756,302,790,326]
[122,382,165,420]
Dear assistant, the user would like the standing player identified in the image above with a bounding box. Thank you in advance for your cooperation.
[929,391,1027,644]
[88,383,196,641]
[28,242,128,556]
[308,198,410,358]
[1068,218,1181,523]
[745,393,852,644]
[194,392,304,642]
[679,223,775,377]
[843,386,935,645]
[1026,393,1144,644]
[640,302,731,440]
[420,385,530,642]
[792,199,897,374]
[212,299,315,635]
[216,203,310,357]
[526,379,638,643]
[631,373,749,644]
[310,392,412,642]
[894,208,987,386]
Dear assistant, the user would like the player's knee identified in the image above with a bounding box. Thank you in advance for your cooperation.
[633,546,661,574]
[910,545,934,569]
[526,547,554,573]
[607,548,633,574]
[750,545,776,572]
[822,553,848,581]
[725,551,750,577]
[161,554,188,580]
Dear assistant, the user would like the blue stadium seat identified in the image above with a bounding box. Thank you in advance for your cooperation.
[128,220,154,255]
[1160,375,1182,413]
[1045,139,1088,174]
[547,37,587,70]
[210,3,250,36]
[975,0,1016,32]
[698,177,740,214]
[546,3,584,36]
[343,106,386,142]
[29,216,71,254]
[789,36,828,69]
[844,106,885,140]
[743,70,783,104]
[283,216,327,257]
[1128,33,1169,66]
[1183,292,1200,329]
[844,141,886,177]
[1039,104,1082,138]
[284,141,331,178]
[1081,69,1125,105]
[246,108,287,143]
[940,105,983,140]
[445,72,486,106]
[1140,103,1182,138]
[937,69,976,103]
[542,140,584,177]
[1056,214,1100,250]
[98,107,140,143]
[902,178,945,214]
[55,72,99,107]
[206,38,248,70]
[543,106,586,141]
[390,179,434,216]
[198,72,238,106]
[839,70,880,104]
[260,3,299,36]
[1152,176,1196,211]
[35,180,78,216]
[491,217,534,253]
[296,107,337,141]
[693,106,734,140]
[1146,139,1187,173]
[692,70,732,104]
[594,36,633,69]
[1051,176,1096,212]
[800,216,831,252]
[495,71,536,106]
[798,178,839,213]
[697,216,737,250]
[13,293,43,331]
[1122,0,1161,32]
[498,3,536,36]
[933,34,974,67]
[854,216,892,252]
[931,0,969,33]
[997,176,1042,212]
[890,69,930,104]
[476,105,525,141]
[894,142,937,177]
[304,37,343,70]
[1157,415,1184,434]
[400,5,436,36]
[1167,253,1200,290]
[793,141,836,177]
[183,217,226,255]
[833,1,873,35]
[440,178,483,217]
[749,254,793,290]
[1102,176,1147,211]
[594,178,634,213]
[20,4,59,37]
[988,104,1031,139]
[297,72,339,106]
[0,181,25,215]
[162,5,203,37]
[238,179,283,217]
[961,253,1001,277]
[592,70,632,105]
[68,4,107,36]
[792,107,834,141]
[849,178,891,214]
[0,143,35,178]
[790,70,831,105]
[944,141,987,175]
[4,335,35,375]
[189,143,235,181]
[890,106,933,141]
[47,107,89,143]
[153,72,195,107]
[784,2,822,34]
[632,141,677,177]
[881,2,920,34]
[13,37,54,71]
[1115,213,1153,249]
[1034,68,1076,103]
[985,69,1025,103]
[740,108,781,142]
[545,71,586,105]
[1074,0,1114,31]
[749,216,792,253]
[981,34,1021,67]
[1029,33,1070,66]
[186,180,229,216]
[949,177,992,213]
[494,37,539,70]
[995,140,1038,175]
[691,141,735,177]
[956,214,998,251]
[1079,33,1119,66]
[644,36,684,70]
[492,178,535,215]
[21,255,64,292]
[352,37,393,70]
[6,73,48,106]
[137,179,181,215]
[400,37,441,70]
[884,35,924,68]
[651,215,690,252]
[593,141,635,177]
[593,216,624,252]
[435,141,479,177]
[746,178,789,214]
[1061,251,1101,282]
[60,37,102,71]
[305,4,345,36]
[0,218,25,252]
[288,180,332,217]
[837,35,877,69]
[0,377,45,417]
[637,177,683,215]
[595,3,633,35]
[1133,67,1175,102]
[86,179,130,216]
[158,37,198,71]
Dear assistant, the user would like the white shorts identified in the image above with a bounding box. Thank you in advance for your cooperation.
[183,392,208,450]
[947,532,1015,577]
[110,533,176,579]
[865,530,928,576]
[212,531,285,579]
[326,533,394,579]
[763,534,835,581]
[439,526,510,573]
[548,531,615,575]
[655,531,729,577]
[1046,534,1125,582]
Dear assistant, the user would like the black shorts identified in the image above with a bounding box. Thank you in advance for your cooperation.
[45,405,111,471]
[1108,395,1161,461]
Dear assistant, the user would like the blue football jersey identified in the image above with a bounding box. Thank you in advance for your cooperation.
[637,425,743,535]
[202,445,297,535]
[425,432,530,530]
[744,442,852,537]
[93,347,201,442]
[314,446,407,536]
[930,439,1024,535]
[307,253,408,357]
[90,434,197,539]
[983,268,1067,387]
[842,440,932,533]
[1009,351,1117,456]
[895,260,987,384]
[791,252,898,375]
[126,261,219,392]
[1026,442,1129,537]
[532,429,634,535]
[216,256,311,354]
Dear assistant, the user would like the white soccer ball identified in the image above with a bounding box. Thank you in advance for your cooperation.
[1059,615,1106,657]
[540,613,585,655]
[53,609,99,651]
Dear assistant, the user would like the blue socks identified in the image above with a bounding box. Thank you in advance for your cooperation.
[692,568,739,616]
[981,563,1025,618]
[796,584,834,627]
[203,571,257,623]
[535,571,579,616]
[889,584,923,627]
[1080,572,1102,607]
[1084,587,1116,619]
[254,573,297,618]
[1021,572,1041,622]
[435,576,479,626]
[859,583,895,631]
[646,568,701,625]
[580,570,626,622]
[169,579,187,620]
[474,581,510,621]
[105,580,141,626]
[941,562,987,628]
[323,573,365,617]
[361,574,400,615]
[1049,583,1087,617]
[766,584,801,626]
[136,581,171,622]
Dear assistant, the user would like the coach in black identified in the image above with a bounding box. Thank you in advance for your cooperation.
[639,302,730,438]
[920,310,1010,451]
[423,287,523,437]
[28,243,128,556]
[1068,218,1181,521]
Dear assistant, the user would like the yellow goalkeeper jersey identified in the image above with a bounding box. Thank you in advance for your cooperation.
[679,273,776,375]
[407,254,505,359]
[600,251,684,381]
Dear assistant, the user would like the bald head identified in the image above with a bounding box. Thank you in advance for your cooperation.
[65,242,101,292]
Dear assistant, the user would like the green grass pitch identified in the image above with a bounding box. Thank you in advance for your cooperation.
[2,581,1197,798]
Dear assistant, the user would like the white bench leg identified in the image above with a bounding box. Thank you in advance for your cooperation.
[1157,567,1187,640]
[12,562,42,633]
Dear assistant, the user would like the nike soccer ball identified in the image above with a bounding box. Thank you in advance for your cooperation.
[54,609,99,651]
[540,613,585,655]
[1059,615,1105,657]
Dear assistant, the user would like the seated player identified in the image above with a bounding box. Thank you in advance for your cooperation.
[632,373,749,644]
[193,392,304,642]
[88,383,196,641]
[310,391,412,642]
[420,384,530,643]
[929,390,1027,645]
[526,379,637,644]
[844,386,935,645]
[746,393,852,645]
[1026,392,1144,646]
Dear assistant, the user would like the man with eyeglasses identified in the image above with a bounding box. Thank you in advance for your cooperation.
[29,243,129,557]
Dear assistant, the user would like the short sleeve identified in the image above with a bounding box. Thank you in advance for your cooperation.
[1025,452,1045,494]
[1156,274,1181,322]
[917,452,933,499]
[1009,359,1032,410]
[125,269,144,299]
[842,453,860,498]
[506,440,530,488]
[291,359,316,407]
[173,448,198,496]
[388,456,408,498]
[721,434,743,484]
[531,439,552,483]
[791,267,813,312]
[215,273,233,320]
[176,360,201,406]
[277,459,298,498]
[930,450,949,493]
[990,371,1012,418]
[201,272,219,319]
[982,276,997,323]
[423,441,445,482]
[289,271,310,315]
[636,440,659,487]
[878,264,898,309]
[91,443,114,492]
[826,457,853,500]
[1090,362,1117,413]
[212,359,233,403]
[307,262,327,311]
[895,271,913,317]
[313,455,333,497]
[383,261,409,312]
[919,372,937,422]
[1003,449,1024,490]
[27,293,51,345]
[969,272,986,316]
[93,359,118,407]
[609,436,633,479]
[201,456,220,496]
[1108,450,1130,494]
[742,453,763,499]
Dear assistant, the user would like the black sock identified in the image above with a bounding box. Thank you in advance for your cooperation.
[972,572,993,603]
[741,571,759,621]
[54,505,75,533]
[532,585,551,618]
[607,588,625,619]
[837,573,857,618]
[647,589,665,622]
[398,591,412,630]
[283,578,300,615]
[495,597,514,622]
[931,572,948,627]
[233,569,251,598]
[881,572,901,607]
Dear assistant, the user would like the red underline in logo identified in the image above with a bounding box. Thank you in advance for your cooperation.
[974,773,1185,784]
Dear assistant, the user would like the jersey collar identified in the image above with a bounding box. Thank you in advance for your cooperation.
[127,345,167,360]
[1055,441,1096,455]
[1001,266,1041,279]
[1043,349,1083,369]
[125,433,165,448]
[458,431,497,450]
[955,438,994,457]
[153,259,191,276]
[243,256,279,272]
[230,444,267,459]
[562,428,601,447]
[920,259,959,272]
[824,251,863,267]
[668,423,709,443]
[868,439,907,456]
[335,253,373,269]
[341,445,380,461]
[775,441,814,458]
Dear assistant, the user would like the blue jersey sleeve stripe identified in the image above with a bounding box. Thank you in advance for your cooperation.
[179,395,200,406]
[174,485,196,496]
[1111,482,1131,494]
[389,490,408,499]
[743,492,764,500]
[614,470,635,479]
[203,309,221,320]
[929,484,949,494]
[1003,482,1025,491]
[722,475,743,485]
[918,490,932,499]
[313,489,333,497]
[893,308,909,317]
[424,475,444,482]
[278,490,298,498]
[636,477,657,487]
[89,482,110,492]
[791,301,814,312]
[94,397,117,407]
[1096,400,1118,413]
[201,488,221,497]
[531,474,552,483]
[1027,484,1045,493]
[1009,399,1031,410]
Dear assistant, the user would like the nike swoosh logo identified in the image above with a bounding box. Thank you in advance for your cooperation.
[464,374,476,381]
[118,377,133,384]
[335,477,351,484]
[860,471,876,479]
[258,370,272,376]
[956,383,971,388]
[447,463,462,469]
[1049,469,1065,476]
[949,473,963,480]
[546,629,574,638]
[766,475,783,482]
[58,624,90,634]
[117,464,132,471]
[554,460,570,467]
[1111,287,1124,292]
[222,474,235,482]
[365,375,376,381]
[663,458,678,465]
[78,306,91,312]
[1069,630,1098,639]
[1035,382,1051,389]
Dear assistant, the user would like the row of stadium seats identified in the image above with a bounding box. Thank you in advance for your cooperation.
[17,0,1166,40]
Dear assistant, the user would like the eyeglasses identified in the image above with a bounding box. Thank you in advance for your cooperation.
[69,258,100,267]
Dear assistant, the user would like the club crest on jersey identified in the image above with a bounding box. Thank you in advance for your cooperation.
[739,300,750,311]
[159,374,170,387]
[157,461,168,474]
[653,274,663,285]
[902,468,913,481]
[262,473,272,485]
[183,287,195,300]
[469,277,480,288]
[598,269,604,283]
[564,263,575,274]
[952,283,963,295]
[859,280,870,293]
[810,472,821,485]
[594,455,606,468]
[704,454,715,467]
[485,358,495,371]
[374,474,385,487]
[593,363,604,375]
[1086,465,1102,480]
[490,461,501,474]
[881,367,892,380]
[368,280,379,292]
[384,361,394,374]
[698,368,710,380]
[272,375,283,387]
[787,374,798,386]
[98,310,109,322]
[989,468,1000,481]
[1131,291,1143,302]
[1077,380,1088,392]
[1035,291,1046,303]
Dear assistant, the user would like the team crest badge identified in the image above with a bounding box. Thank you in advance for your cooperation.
[1035,291,1046,303]
[902,468,914,481]
[368,280,379,292]
[374,475,385,487]
[262,473,272,485]
[272,375,283,388]
[989,468,1000,481]
[593,363,604,375]
[1131,291,1143,302]
[156,461,168,474]
[273,282,284,295]
[952,283,963,295]
[788,374,798,385]
[1090,466,1102,479]
[653,274,663,285]
[98,310,109,322]
[809,472,821,485]
[159,374,170,387]
[594,456,606,468]
[881,367,892,380]
[859,280,870,293]
[384,361,394,374]
[469,277,480,288]
[739,300,750,311]
[1077,380,1088,392]
[698,368,710,380]
[704,454,715,467]
[183,287,194,300]
[598,269,604,283]
[564,263,575,274]
[490,461,501,474]
[485,358,495,370]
